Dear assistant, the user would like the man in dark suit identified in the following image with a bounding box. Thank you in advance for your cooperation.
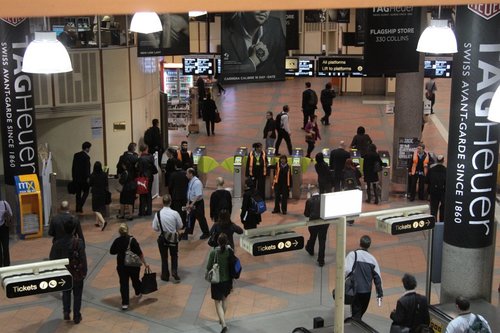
[169,160,189,234]
[72,141,91,213]
[329,141,351,192]
[222,11,285,78]
[48,201,85,244]
[144,119,162,156]
[427,154,446,221]
[301,82,318,129]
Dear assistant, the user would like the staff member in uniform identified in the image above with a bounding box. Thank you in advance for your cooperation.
[246,142,268,199]
[272,155,292,215]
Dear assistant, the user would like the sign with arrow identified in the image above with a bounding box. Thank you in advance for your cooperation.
[3,269,73,298]
[241,232,304,256]
[376,214,435,235]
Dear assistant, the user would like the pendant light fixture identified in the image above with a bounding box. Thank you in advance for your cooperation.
[416,7,457,54]
[22,31,73,74]
[189,11,208,18]
[486,85,500,122]
[130,12,162,34]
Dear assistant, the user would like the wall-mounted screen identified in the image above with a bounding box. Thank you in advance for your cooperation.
[182,58,214,75]
[317,57,363,77]
[285,59,315,77]
[424,59,453,78]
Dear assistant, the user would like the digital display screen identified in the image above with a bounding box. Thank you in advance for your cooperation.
[183,58,214,75]
[216,58,221,75]
[317,57,364,77]
[234,156,242,165]
[381,158,390,167]
[424,59,452,78]
[193,155,200,164]
[52,25,65,37]
[292,157,301,166]
[285,59,315,77]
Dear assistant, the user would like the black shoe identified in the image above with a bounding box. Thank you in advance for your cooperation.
[73,314,82,324]
[300,127,305,130]
[101,221,108,231]
[318,261,325,267]
[272,210,280,214]
[221,327,228,333]
[64,312,70,321]
[305,247,314,256]
[282,211,287,215]
[172,274,180,284]
[180,233,188,240]
[200,233,210,240]
[365,199,371,203]
[161,276,169,282]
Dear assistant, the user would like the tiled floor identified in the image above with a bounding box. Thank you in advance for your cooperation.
[1,77,498,333]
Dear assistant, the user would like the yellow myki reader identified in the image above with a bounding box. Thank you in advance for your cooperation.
[14,174,43,239]
[233,147,248,198]
[378,150,391,202]
[192,146,207,186]
[322,147,330,165]
[350,149,363,175]
[291,148,304,199]
[265,147,276,199]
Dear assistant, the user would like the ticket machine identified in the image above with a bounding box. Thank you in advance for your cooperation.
[291,148,304,199]
[378,150,391,202]
[193,146,207,186]
[265,147,276,199]
[321,148,330,165]
[233,147,248,198]
[350,149,363,175]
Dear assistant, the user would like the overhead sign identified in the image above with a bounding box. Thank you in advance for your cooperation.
[377,214,435,235]
[3,269,73,298]
[240,232,304,256]
[317,57,364,77]
[321,190,363,220]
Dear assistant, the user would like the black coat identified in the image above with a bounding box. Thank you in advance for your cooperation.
[390,292,430,332]
[329,148,351,177]
[240,189,262,229]
[137,154,158,180]
[110,235,143,267]
[363,151,383,183]
[350,134,372,157]
[202,99,218,122]
[169,170,188,202]
[72,151,90,184]
[263,118,276,139]
[427,164,446,195]
[315,161,333,193]
[48,212,85,244]
[210,189,233,221]
[89,171,108,210]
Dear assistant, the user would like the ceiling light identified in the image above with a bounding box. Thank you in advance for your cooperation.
[130,12,162,34]
[417,19,458,54]
[22,32,73,74]
[189,11,208,18]
[487,85,500,122]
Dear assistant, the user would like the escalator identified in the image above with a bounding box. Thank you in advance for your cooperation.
[292,318,379,333]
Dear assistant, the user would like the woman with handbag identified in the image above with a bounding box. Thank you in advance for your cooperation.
[110,223,149,310]
[0,200,13,267]
[209,209,243,249]
[202,92,218,136]
[304,115,321,158]
[89,161,109,231]
[206,233,233,333]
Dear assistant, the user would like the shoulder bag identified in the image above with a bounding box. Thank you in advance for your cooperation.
[157,211,179,245]
[214,111,221,123]
[205,249,220,283]
[124,236,143,267]
[332,250,358,304]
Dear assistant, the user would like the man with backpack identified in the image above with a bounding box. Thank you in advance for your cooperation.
[274,105,293,156]
[445,296,491,333]
[427,154,446,222]
[49,218,87,324]
[301,82,318,129]
[304,187,329,267]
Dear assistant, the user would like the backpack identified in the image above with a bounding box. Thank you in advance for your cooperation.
[343,169,359,190]
[250,193,266,214]
[308,90,318,106]
[275,112,284,129]
[229,249,242,279]
[466,315,490,333]
[68,238,86,281]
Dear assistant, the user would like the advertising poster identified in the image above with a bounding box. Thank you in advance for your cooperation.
[286,10,299,50]
[335,9,351,23]
[0,18,39,185]
[397,137,419,169]
[444,5,500,248]
[137,13,189,57]
[221,11,286,83]
[364,7,421,75]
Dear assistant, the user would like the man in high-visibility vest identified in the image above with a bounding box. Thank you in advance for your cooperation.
[408,143,429,201]
[272,155,292,215]
[245,142,267,199]
[177,141,193,171]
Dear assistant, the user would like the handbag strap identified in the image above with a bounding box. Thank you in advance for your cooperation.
[351,250,358,273]
[156,210,164,234]
[127,236,133,250]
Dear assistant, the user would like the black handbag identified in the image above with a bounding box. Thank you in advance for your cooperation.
[67,181,77,194]
[141,267,158,294]
[105,190,112,205]
[157,211,179,245]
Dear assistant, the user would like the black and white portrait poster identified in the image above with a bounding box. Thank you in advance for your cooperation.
[364,7,421,76]
[137,13,189,57]
[221,11,286,83]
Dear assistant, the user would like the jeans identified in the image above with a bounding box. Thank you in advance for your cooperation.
[63,279,84,317]
[157,237,179,279]
[117,265,142,305]
[265,137,275,150]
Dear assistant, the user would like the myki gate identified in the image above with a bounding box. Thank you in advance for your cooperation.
[378,150,391,202]
[350,149,363,173]
[291,148,304,199]
[193,146,207,186]
[321,148,330,165]
[233,147,248,198]
[265,147,276,199]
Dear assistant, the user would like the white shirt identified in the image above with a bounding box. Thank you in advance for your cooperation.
[0,200,13,227]
[152,207,183,233]
[281,113,290,133]
[187,176,203,202]
[445,313,491,333]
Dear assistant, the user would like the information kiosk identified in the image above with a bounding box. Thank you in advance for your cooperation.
[14,174,43,239]
[378,150,391,202]
[192,146,207,186]
[233,147,248,198]
[265,147,276,199]
[291,148,304,199]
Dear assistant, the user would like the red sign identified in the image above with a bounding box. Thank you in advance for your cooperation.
[468,4,500,20]
[0,18,26,27]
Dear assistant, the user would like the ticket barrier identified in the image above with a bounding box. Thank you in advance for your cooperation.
[350,149,363,174]
[233,147,248,198]
[321,148,330,165]
[291,148,304,199]
[193,146,207,186]
[265,147,276,199]
[378,150,391,202]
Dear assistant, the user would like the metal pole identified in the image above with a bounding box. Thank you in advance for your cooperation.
[426,228,434,302]
[334,216,346,333]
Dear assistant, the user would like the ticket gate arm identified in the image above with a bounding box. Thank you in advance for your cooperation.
[198,156,219,173]
[220,157,235,173]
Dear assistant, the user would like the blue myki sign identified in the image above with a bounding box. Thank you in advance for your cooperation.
[14,176,36,193]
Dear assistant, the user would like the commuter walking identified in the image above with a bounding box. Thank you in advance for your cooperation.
[0,199,13,267]
[301,81,318,129]
[425,76,437,114]
[427,154,446,221]
[390,273,430,333]
[169,160,189,234]
[202,92,218,136]
[350,126,372,157]
[89,161,109,231]
[246,142,268,199]
[263,111,276,150]
[177,141,193,170]
[206,233,234,333]
[209,210,243,250]
[445,296,492,333]
[409,143,429,201]
[320,82,336,125]
[330,141,351,192]
[110,223,149,310]
[137,143,158,216]
[144,118,162,156]
[345,235,383,320]
[274,105,293,156]
[186,168,210,239]
[49,201,85,244]
[342,158,362,191]
[305,114,321,158]
[210,177,233,223]
[72,141,91,213]
[152,194,183,283]
[116,143,139,220]
[272,155,292,215]
[240,178,262,230]
[304,187,329,267]
[363,144,383,204]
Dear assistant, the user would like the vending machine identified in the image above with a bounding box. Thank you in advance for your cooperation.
[14,174,43,239]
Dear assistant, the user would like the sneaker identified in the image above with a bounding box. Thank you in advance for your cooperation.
[172,274,180,284]
[200,233,210,240]
[122,305,128,310]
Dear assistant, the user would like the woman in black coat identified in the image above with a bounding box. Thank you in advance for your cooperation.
[89,161,109,231]
[202,92,218,136]
[110,223,148,310]
[363,144,383,204]
[314,152,333,194]
[240,178,262,230]
[208,210,243,249]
